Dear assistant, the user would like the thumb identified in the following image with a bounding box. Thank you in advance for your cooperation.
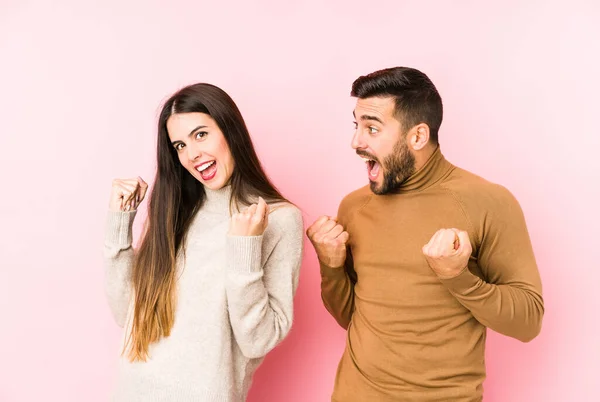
[454,230,471,253]
[255,197,267,220]
[263,205,270,228]
[246,203,258,215]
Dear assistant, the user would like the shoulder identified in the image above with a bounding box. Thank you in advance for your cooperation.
[338,185,372,222]
[267,202,304,234]
[262,202,304,253]
[443,167,519,208]
[441,167,524,240]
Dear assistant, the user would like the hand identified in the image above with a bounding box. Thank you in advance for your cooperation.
[229,197,269,236]
[109,177,148,212]
[422,228,472,278]
[306,216,349,268]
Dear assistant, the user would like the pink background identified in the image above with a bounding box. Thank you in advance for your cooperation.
[1,0,599,401]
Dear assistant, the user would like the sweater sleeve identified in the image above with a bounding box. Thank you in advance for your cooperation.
[320,252,356,330]
[319,194,359,330]
[225,206,304,359]
[103,210,136,327]
[439,185,544,342]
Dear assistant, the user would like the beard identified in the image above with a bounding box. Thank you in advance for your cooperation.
[358,137,416,195]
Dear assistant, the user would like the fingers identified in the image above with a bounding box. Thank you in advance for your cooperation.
[261,199,270,227]
[439,230,457,254]
[423,228,470,257]
[305,214,348,268]
[320,219,338,234]
[229,198,270,236]
[306,215,344,242]
[120,183,139,211]
[137,176,148,202]
[306,215,330,238]
[311,222,346,245]
[249,198,269,230]
[131,193,141,210]
[324,223,344,240]
[423,229,444,257]
[254,197,267,220]
[123,189,138,210]
[454,229,471,254]
[111,180,134,211]
[450,228,460,250]
[111,177,147,212]
[115,180,138,196]
[243,198,266,219]
[246,203,258,217]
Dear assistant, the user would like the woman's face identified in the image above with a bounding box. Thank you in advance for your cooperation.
[167,112,235,190]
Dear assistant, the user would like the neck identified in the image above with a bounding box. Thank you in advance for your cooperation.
[413,142,437,171]
[395,145,453,193]
[203,184,233,214]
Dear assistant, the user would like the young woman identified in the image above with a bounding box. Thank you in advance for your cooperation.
[104,83,304,401]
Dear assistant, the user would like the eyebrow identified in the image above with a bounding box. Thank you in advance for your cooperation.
[352,111,384,125]
[171,125,208,145]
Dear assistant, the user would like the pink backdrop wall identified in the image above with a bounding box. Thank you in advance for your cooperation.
[1,0,599,401]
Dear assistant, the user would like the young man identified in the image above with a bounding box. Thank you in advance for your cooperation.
[307,67,544,402]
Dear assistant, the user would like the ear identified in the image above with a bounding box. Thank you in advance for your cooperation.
[408,123,430,151]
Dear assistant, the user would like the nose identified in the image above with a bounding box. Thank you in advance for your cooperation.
[187,143,201,162]
[351,129,366,150]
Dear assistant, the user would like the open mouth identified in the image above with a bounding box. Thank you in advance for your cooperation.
[360,156,381,180]
[196,160,217,181]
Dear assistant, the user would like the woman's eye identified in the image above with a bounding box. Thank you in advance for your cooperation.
[195,131,208,139]
[175,143,184,150]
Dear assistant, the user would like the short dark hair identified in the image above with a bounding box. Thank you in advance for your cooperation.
[351,67,443,144]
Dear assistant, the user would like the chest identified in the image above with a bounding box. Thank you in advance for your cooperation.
[347,192,477,299]
[176,213,230,294]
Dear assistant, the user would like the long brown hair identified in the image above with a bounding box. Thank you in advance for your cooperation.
[126,83,288,361]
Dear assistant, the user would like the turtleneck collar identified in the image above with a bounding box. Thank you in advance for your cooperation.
[202,184,233,214]
[394,146,454,194]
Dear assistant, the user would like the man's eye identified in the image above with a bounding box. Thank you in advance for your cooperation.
[369,126,378,134]
[353,121,358,129]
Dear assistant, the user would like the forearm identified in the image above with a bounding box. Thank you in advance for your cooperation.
[440,268,544,342]
[103,210,136,327]
[320,263,355,330]
[225,234,301,359]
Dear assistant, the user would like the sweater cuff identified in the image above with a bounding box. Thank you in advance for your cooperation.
[438,266,482,294]
[105,210,137,248]
[226,235,263,273]
[320,262,347,279]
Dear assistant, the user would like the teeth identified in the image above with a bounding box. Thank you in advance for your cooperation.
[196,161,215,172]
[360,157,374,163]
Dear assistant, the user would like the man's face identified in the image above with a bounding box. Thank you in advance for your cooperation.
[352,96,416,195]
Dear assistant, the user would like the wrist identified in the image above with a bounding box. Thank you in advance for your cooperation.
[433,265,466,279]
[318,258,345,269]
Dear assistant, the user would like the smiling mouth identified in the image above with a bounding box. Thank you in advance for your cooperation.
[196,160,217,180]
[196,161,215,172]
